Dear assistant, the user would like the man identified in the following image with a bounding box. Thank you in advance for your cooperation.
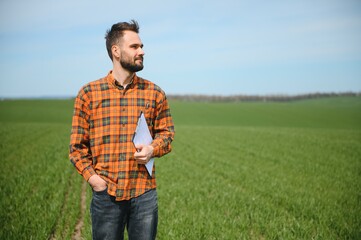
[69,20,175,240]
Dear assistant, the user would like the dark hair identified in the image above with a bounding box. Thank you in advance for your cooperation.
[105,20,140,60]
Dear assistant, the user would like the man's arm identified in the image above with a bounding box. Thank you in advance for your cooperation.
[150,94,175,158]
[69,91,107,190]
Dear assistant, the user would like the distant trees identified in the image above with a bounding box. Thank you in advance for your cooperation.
[167,92,360,102]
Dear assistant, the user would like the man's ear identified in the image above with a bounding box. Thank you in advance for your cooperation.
[111,45,121,59]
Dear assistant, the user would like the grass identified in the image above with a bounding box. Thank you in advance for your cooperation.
[0,97,360,239]
[0,122,81,239]
[157,126,360,239]
[0,100,80,239]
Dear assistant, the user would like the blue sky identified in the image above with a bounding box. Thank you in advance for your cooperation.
[0,0,360,98]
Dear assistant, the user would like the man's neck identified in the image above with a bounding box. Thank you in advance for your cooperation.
[112,63,134,87]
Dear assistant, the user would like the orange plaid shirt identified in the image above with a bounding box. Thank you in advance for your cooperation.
[69,71,175,201]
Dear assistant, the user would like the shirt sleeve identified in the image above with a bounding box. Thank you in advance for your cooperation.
[151,93,175,157]
[69,89,96,181]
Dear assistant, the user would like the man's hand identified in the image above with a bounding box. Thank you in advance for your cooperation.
[134,144,154,165]
[88,174,107,192]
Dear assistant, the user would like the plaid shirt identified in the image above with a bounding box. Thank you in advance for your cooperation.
[69,71,175,201]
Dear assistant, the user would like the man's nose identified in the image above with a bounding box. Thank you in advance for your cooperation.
[138,47,145,56]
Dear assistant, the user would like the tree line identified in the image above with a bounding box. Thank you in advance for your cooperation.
[167,92,360,102]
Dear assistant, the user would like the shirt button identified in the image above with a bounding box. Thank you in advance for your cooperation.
[122,108,126,112]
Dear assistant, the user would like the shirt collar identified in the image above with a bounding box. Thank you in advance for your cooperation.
[106,70,139,90]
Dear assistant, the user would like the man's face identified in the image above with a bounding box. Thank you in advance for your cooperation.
[118,30,144,72]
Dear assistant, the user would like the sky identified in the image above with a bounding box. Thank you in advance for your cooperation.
[0,0,361,98]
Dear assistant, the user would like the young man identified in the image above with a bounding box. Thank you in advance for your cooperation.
[69,20,175,240]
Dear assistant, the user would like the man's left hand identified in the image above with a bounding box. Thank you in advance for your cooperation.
[134,144,154,164]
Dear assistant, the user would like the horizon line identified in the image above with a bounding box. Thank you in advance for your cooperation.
[1,91,360,101]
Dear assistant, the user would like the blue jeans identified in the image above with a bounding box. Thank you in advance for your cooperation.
[90,188,158,240]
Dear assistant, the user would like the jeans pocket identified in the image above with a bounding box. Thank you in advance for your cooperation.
[93,187,108,196]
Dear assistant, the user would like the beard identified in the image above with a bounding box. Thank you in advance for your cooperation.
[120,53,144,73]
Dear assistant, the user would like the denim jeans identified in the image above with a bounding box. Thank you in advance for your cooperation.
[90,188,158,240]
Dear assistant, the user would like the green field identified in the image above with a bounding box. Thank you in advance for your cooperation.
[0,97,360,239]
